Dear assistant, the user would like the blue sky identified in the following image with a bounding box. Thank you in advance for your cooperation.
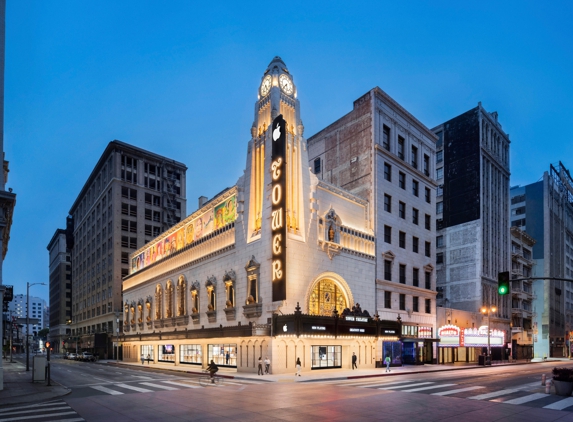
[5,1,572,301]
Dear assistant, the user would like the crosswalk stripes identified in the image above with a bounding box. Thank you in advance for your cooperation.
[468,389,522,400]
[401,383,457,393]
[503,393,548,405]
[0,400,84,422]
[381,382,435,390]
[85,377,263,396]
[544,397,573,410]
[431,386,485,396]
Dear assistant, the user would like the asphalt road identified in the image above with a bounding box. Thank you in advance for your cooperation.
[322,361,573,411]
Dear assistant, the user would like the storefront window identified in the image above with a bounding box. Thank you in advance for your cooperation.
[208,344,237,367]
[158,344,175,362]
[382,341,402,365]
[311,345,341,369]
[141,345,154,360]
[309,279,348,316]
[180,344,202,365]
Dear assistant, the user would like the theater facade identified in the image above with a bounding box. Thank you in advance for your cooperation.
[121,57,401,373]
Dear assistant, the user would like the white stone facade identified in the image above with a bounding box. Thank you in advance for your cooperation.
[121,58,381,373]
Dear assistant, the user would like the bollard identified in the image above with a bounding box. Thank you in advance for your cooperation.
[542,374,546,386]
[545,379,551,394]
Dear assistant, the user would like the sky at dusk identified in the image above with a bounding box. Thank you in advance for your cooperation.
[4,1,572,302]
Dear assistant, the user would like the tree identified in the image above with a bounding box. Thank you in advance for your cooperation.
[38,328,50,339]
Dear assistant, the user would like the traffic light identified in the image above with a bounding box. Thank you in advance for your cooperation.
[45,341,50,348]
[498,271,510,295]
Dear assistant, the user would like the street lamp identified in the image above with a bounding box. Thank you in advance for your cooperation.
[115,311,120,363]
[481,305,497,362]
[26,282,46,371]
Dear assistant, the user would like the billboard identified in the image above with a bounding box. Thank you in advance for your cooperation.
[131,194,237,274]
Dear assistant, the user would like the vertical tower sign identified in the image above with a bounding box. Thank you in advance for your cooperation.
[271,114,287,301]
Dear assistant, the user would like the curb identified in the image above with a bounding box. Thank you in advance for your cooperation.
[101,361,275,383]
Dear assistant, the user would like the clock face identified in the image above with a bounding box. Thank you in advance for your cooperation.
[279,74,294,95]
[260,75,272,97]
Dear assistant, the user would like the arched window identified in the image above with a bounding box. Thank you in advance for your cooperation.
[205,276,216,311]
[155,285,163,320]
[124,302,129,326]
[166,280,174,318]
[177,275,186,316]
[309,279,348,316]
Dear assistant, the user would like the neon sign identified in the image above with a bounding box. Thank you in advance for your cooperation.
[271,114,287,301]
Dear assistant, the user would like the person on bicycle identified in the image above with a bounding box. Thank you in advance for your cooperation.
[206,360,219,383]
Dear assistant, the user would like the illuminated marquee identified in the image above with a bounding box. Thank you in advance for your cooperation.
[271,114,287,301]
[438,325,461,347]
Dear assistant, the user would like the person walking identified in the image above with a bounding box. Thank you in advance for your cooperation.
[264,356,271,374]
[385,356,391,372]
[352,352,357,370]
[295,357,301,377]
[226,351,230,365]
[258,357,264,375]
[140,354,145,365]
[146,354,151,365]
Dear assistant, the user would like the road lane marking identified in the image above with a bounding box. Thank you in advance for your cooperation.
[468,389,521,400]
[0,412,78,422]
[503,393,548,405]
[543,397,573,410]
[401,383,457,393]
[161,380,201,388]
[432,386,485,396]
[0,402,68,413]
[90,385,124,395]
[130,375,154,380]
[140,382,179,390]
[358,380,418,388]
[0,407,71,416]
[114,383,154,393]
[380,382,435,390]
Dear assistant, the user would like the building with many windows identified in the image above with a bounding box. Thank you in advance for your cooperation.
[0,0,17,390]
[7,294,47,337]
[120,58,404,373]
[47,221,73,353]
[432,104,511,355]
[308,88,439,364]
[510,162,573,358]
[509,226,535,359]
[67,141,187,358]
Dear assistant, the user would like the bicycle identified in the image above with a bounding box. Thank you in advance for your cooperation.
[199,370,222,387]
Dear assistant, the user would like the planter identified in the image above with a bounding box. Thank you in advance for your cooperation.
[553,379,573,397]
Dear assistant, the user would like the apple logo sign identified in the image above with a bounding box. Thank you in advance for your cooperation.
[273,123,281,141]
[283,324,287,333]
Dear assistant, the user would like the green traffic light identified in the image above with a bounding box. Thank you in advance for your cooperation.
[498,286,508,294]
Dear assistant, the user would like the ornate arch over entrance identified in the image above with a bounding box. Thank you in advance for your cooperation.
[305,272,354,316]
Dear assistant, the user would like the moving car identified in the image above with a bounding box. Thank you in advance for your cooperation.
[80,352,96,362]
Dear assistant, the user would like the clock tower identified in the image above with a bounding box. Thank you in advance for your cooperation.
[246,57,306,250]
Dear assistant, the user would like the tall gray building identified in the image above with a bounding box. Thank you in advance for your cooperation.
[47,220,73,353]
[0,0,17,390]
[510,162,573,358]
[68,140,187,358]
[432,103,511,347]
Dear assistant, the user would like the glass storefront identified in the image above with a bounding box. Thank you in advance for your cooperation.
[141,345,154,361]
[208,344,237,367]
[311,345,341,369]
[158,344,175,362]
[180,344,202,365]
[382,341,402,365]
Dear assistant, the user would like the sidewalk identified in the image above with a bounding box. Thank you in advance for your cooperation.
[0,358,70,407]
[101,357,545,383]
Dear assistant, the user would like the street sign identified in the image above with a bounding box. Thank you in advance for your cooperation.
[15,318,40,325]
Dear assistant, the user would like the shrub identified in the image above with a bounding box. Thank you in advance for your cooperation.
[552,367,573,382]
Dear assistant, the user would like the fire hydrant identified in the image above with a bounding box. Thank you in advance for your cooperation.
[546,379,551,394]
[542,374,546,386]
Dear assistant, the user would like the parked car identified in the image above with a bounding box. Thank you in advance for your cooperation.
[80,352,96,362]
[67,353,77,360]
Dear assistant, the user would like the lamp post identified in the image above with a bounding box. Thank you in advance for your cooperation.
[115,311,120,363]
[26,282,46,371]
[481,305,497,362]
